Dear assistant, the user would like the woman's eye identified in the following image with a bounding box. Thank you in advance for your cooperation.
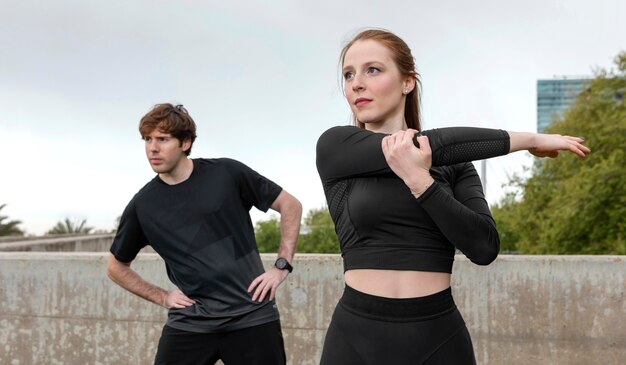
[344,71,354,80]
[368,67,380,74]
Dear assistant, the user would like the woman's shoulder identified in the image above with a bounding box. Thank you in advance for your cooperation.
[318,125,360,141]
[317,125,379,149]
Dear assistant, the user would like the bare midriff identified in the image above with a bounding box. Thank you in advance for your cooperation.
[344,269,451,298]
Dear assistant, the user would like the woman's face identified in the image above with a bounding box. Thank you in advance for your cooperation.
[342,39,412,132]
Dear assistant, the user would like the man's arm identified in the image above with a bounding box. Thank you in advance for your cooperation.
[271,190,302,264]
[106,254,195,309]
[248,190,302,302]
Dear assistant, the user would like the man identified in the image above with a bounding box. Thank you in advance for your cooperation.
[106,103,302,365]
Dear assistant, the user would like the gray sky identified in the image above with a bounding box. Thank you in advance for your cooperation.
[1,0,624,235]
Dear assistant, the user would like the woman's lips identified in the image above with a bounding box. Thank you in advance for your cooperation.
[355,98,372,107]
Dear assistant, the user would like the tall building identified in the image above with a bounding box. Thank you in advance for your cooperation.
[537,77,590,132]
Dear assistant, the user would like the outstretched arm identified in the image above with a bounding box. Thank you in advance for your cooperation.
[248,190,302,302]
[317,126,590,185]
[420,128,590,166]
[317,126,510,184]
[106,254,195,309]
[508,132,590,158]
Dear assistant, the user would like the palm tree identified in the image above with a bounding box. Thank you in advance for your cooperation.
[0,204,24,236]
[47,218,93,235]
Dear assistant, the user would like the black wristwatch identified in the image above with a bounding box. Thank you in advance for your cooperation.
[274,257,293,273]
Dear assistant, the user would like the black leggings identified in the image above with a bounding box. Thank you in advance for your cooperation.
[154,320,286,365]
[320,286,476,365]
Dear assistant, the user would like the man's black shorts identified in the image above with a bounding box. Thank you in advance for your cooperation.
[154,320,286,365]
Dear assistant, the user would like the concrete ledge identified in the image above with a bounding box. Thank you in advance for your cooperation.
[1,253,624,364]
[0,234,115,252]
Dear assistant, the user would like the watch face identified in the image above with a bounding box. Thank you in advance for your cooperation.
[275,258,292,272]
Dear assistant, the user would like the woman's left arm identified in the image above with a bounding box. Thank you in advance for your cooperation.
[417,164,500,265]
[382,131,499,264]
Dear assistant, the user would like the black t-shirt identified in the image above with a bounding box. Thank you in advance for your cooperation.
[316,126,510,273]
[110,158,282,333]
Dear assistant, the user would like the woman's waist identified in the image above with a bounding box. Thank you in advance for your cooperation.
[345,269,451,299]
[338,283,456,321]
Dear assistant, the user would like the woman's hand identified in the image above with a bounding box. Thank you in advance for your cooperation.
[382,129,435,197]
[509,132,591,158]
[530,134,591,158]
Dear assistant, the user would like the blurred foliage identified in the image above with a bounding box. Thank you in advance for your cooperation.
[492,52,626,254]
[255,206,340,253]
[0,204,24,236]
[297,206,340,253]
[255,215,282,253]
[47,218,93,235]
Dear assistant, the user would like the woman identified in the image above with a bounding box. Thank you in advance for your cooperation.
[316,29,589,365]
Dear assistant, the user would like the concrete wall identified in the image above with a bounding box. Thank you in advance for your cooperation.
[0,253,624,365]
[0,234,99,244]
[0,234,160,255]
[0,234,115,252]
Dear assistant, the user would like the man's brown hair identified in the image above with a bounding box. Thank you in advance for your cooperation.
[139,103,197,156]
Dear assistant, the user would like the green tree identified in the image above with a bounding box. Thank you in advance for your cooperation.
[492,52,626,254]
[254,207,340,253]
[47,218,93,235]
[298,207,340,253]
[254,214,281,253]
[0,204,24,236]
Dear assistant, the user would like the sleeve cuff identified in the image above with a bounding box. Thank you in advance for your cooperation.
[414,180,440,203]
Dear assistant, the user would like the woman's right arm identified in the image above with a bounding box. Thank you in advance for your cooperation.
[316,126,391,184]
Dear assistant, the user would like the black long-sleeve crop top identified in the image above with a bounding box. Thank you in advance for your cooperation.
[316,126,510,273]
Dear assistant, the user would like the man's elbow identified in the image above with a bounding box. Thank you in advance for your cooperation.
[291,198,303,218]
[278,191,303,217]
[105,266,116,283]
[105,260,117,281]
[106,254,128,282]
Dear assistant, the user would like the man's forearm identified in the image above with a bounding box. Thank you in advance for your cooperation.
[106,255,168,307]
[276,195,302,262]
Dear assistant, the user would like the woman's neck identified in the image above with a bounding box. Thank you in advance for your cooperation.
[364,117,407,134]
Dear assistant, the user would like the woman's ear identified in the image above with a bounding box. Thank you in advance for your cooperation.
[403,77,416,94]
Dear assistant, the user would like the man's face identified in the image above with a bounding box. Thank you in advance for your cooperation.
[143,129,189,174]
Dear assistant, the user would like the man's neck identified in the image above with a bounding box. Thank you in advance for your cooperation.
[159,158,194,185]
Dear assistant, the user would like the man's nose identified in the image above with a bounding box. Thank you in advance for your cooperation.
[148,140,159,151]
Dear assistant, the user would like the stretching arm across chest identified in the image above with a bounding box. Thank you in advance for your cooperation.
[316,126,510,185]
